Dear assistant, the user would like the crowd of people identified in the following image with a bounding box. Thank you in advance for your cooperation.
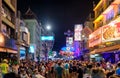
[0,58,120,78]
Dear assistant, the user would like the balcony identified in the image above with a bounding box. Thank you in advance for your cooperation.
[3,0,16,13]
[2,16,15,29]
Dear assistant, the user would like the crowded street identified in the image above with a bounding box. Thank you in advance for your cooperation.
[0,59,120,78]
[1,0,120,78]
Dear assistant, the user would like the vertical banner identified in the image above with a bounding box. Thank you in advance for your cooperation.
[74,24,83,41]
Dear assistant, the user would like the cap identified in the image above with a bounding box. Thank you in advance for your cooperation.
[3,59,8,63]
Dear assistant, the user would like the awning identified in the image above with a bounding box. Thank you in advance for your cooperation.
[0,47,17,53]
[90,44,120,54]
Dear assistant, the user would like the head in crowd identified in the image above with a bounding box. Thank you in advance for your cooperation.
[4,72,20,78]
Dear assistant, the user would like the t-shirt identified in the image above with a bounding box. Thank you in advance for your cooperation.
[116,68,120,76]
[56,66,63,75]
[0,63,9,74]
[77,67,83,78]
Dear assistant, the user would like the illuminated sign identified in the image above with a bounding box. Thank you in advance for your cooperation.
[89,27,102,47]
[29,45,35,53]
[41,36,54,41]
[102,17,120,42]
[89,17,120,47]
[66,37,73,46]
[0,33,5,47]
[102,22,120,42]
[74,24,83,41]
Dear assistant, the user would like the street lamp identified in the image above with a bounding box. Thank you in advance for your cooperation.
[46,24,51,30]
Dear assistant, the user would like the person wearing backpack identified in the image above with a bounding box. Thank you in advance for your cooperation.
[64,61,69,78]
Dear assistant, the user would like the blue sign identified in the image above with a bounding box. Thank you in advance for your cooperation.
[61,46,75,52]
[29,45,35,53]
[5,37,17,50]
[41,36,54,41]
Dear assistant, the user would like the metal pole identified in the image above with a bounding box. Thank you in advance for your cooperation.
[17,11,21,63]
[39,25,42,62]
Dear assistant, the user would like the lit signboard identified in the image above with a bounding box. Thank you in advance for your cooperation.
[74,24,83,41]
[66,37,73,46]
[0,33,5,47]
[102,17,120,42]
[89,17,120,47]
[29,45,35,53]
[41,36,54,41]
[89,27,102,47]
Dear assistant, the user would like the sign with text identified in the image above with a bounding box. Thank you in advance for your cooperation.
[89,27,102,47]
[102,22,120,42]
[66,37,73,47]
[41,36,54,41]
[74,24,83,41]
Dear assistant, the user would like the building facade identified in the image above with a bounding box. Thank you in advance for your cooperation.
[82,13,94,60]
[89,0,120,63]
[24,8,41,61]
[0,0,17,61]
[19,20,30,59]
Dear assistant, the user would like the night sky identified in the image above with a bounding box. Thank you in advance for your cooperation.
[17,0,99,51]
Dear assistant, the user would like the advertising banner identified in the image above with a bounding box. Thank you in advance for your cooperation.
[89,27,102,47]
[66,37,73,47]
[102,22,120,42]
[41,36,54,41]
[74,24,83,41]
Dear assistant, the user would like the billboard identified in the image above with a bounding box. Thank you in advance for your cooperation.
[89,27,102,47]
[66,37,73,46]
[74,24,83,41]
[102,22,120,42]
[41,36,54,41]
[88,17,120,47]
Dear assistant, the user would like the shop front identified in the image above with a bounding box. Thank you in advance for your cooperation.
[0,33,18,62]
[90,45,120,63]
[89,16,120,63]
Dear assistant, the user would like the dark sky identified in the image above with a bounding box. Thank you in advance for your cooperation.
[17,0,99,51]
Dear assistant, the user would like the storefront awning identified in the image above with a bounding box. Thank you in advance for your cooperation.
[90,44,120,54]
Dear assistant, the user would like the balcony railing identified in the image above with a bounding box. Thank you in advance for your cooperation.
[3,0,16,12]
[95,8,104,18]
[97,21,103,27]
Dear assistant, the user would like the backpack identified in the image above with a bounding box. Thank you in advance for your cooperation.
[65,63,69,69]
